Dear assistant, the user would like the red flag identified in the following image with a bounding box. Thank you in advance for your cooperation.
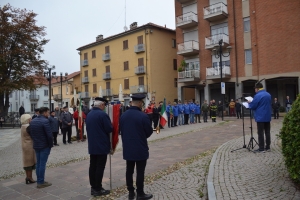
[78,98,83,140]
[111,104,120,154]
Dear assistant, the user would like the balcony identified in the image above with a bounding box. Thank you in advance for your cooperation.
[134,44,145,53]
[176,12,198,29]
[53,94,62,101]
[176,0,194,4]
[177,41,199,56]
[178,70,200,82]
[135,66,145,75]
[81,59,88,67]
[130,85,148,94]
[102,53,110,61]
[203,2,228,22]
[206,65,231,80]
[103,89,112,96]
[102,72,111,80]
[82,77,89,84]
[29,95,39,101]
[205,33,229,50]
[80,92,90,99]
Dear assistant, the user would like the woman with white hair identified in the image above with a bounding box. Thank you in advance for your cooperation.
[21,114,36,184]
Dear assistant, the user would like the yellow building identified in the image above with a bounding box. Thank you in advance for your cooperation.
[51,71,81,109]
[76,22,178,106]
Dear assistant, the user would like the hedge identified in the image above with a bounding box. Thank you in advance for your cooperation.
[280,94,300,183]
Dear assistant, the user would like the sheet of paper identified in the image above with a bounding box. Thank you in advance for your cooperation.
[245,96,253,102]
[242,102,249,108]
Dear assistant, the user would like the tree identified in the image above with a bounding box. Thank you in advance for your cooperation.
[0,4,49,115]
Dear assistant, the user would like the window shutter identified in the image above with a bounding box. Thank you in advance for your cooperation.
[138,36,143,44]
[173,59,177,70]
[84,53,88,60]
[105,46,110,54]
[138,58,144,66]
[138,77,144,85]
[84,70,88,77]
[106,82,110,89]
[124,79,129,89]
[93,84,97,93]
[124,61,129,70]
[106,65,110,73]
[85,85,89,92]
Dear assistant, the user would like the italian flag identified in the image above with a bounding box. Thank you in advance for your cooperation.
[160,98,167,127]
[78,97,83,140]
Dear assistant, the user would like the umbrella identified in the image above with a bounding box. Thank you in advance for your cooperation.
[99,86,103,97]
[119,84,124,102]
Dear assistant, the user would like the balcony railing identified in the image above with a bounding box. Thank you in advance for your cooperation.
[177,41,199,56]
[176,12,198,29]
[81,59,88,67]
[53,94,62,101]
[205,33,229,50]
[135,66,145,74]
[82,77,89,83]
[203,2,228,21]
[29,95,39,101]
[178,70,200,81]
[206,65,231,79]
[80,92,90,98]
[102,72,111,80]
[130,85,148,94]
[102,53,110,61]
[134,44,145,53]
[103,89,112,96]
[176,0,194,4]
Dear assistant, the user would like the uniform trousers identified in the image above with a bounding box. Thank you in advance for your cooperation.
[173,116,178,126]
[153,115,159,129]
[236,110,242,119]
[195,114,201,123]
[62,126,72,143]
[89,154,107,191]
[257,122,271,151]
[178,113,184,125]
[184,114,189,124]
[203,112,208,122]
[52,132,58,145]
[126,160,147,195]
[273,109,279,119]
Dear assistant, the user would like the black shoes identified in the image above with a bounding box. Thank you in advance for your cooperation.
[68,141,72,144]
[93,188,110,196]
[128,191,135,200]
[136,193,153,200]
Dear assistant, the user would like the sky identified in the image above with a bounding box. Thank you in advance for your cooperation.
[3,0,176,74]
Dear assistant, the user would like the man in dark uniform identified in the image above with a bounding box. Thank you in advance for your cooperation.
[272,97,280,119]
[210,99,217,122]
[235,99,242,119]
[61,106,73,144]
[120,94,153,200]
[32,108,40,119]
[86,97,112,197]
[152,102,159,129]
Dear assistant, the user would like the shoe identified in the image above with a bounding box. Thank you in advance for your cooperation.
[265,148,271,152]
[37,181,52,188]
[54,144,59,146]
[63,142,67,145]
[136,193,153,200]
[68,142,72,144]
[25,178,36,184]
[91,188,96,195]
[128,191,135,200]
[254,149,265,153]
[93,188,110,196]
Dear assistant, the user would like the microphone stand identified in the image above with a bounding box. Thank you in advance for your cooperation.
[246,109,259,153]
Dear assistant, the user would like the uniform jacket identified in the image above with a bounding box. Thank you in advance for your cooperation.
[272,101,281,110]
[152,107,159,117]
[183,104,190,114]
[172,105,179,117]
[249,89,272,122]
[120,106,153,161]
[285,99,292,107]
[61,111,73,128]
[166,104,172,117]
[48,115,59,132]
[86,107,113,155]
[189,103,195,113]
[201,103,209,112]
[29,115,53,150]
[235,102,242,111]
[194,104,201,114]
[178,104,184,114]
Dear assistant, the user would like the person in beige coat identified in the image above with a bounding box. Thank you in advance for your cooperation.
[21,114,36,184]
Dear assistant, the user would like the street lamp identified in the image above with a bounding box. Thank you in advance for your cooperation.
[44,65,56,110]
[56,72,68,107]
[212,39,232,121]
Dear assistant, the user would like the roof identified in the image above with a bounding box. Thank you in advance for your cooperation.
[51,71,80,84]
[77,22,175,51]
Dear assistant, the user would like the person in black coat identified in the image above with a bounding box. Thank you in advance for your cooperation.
[120,94,153,200]
[32,108,40,119]
[272,98,281,119]
[86,97,112,197]
[152,102,159,129]
[61,106,73,144]
[19,105,25,117]
[235,99,242,119]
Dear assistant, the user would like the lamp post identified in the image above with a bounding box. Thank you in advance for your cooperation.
[44,65,56,110]
[56,73,68,107]
[212,39,232,121]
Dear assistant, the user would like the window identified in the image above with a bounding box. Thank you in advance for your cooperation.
[173,59,177,70]
[21,90,24,97]
[138,77,144,85]
[9,92,13,98]
[172,39,176,48]
[43,101,48,107]
[44,90,49,96]
[105,46,110,54]
[245,49,252,64]
[124,61,129,70]
[66,85,68,94]
[92,50,96,58]
[213,60,230,67]
[124,79,129,89]
[93,84,97,93]
[31,103,37,112]
[174,78,178,87]
[137,35,143,44]
[84,85,89,92]
[138,58,144,66]
[84,52,88,60]
[84,70,88,77]
[244,17,250,32]
[106,81,111,89]
[123,40,128,49]
[92,68,96,76]
[105,65,110,73]
[15,91,18,100]
[211,22,228,35]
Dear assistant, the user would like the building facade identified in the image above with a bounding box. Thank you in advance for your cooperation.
[77,22,178,106]
[175,0,300,107]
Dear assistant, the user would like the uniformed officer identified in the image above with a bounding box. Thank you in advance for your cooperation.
[120,94,153,200]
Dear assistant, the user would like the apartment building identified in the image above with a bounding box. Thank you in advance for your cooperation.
[175,0,300,106]
[51,71,81,109]
[77,22,178,106]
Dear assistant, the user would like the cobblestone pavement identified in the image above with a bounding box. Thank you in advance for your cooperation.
[211,119,300,200]
[0,128,21,151]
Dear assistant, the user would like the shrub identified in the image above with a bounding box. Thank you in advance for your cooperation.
[280,94,300,183]
[279,106,285,113]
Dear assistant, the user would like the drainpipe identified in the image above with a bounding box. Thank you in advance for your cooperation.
[233,0,239,87]
[253,0,259,81]
[145,27,149,103]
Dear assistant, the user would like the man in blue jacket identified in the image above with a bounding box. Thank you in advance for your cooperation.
[183,100,190,125]
[120,94,153,200]
[166,101,173,128]
[86,97,112,197]
[178,100,184,126]
[172,102,179,127]
[29,107,53,188]
[248,82,272,153]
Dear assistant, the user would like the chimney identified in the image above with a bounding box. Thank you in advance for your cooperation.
[96,35,103,41]
[130,22,138,30]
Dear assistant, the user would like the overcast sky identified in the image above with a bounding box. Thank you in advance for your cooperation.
[3,0,176,74]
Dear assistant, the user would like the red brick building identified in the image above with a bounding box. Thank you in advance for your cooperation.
[175,0,300,108]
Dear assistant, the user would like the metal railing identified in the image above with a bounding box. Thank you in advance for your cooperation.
[82,77,89,83]
[178,70,200,79]
[102,53,110,61]
[205,33,229,47]
[29,95,39,100]
[178,40,199,52]
[176,12,198,26]
[206,65,231,76]
[203,2,228,17]
[81,59,88,67]
[53,94,62,101]
[103,89,112,96]
[130,85,148,93]
[102,72,111,80]
[80,92,90,98]
[135,66,145,74]
[134,44,145,53]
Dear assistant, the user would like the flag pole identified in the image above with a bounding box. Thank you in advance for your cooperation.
[108,103,112,191]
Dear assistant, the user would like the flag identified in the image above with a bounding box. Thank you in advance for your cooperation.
[111,104,120,154]
[160,98,167,127]
[78,97,83,140]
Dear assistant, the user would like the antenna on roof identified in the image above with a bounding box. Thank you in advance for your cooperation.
[124,0,128,31]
